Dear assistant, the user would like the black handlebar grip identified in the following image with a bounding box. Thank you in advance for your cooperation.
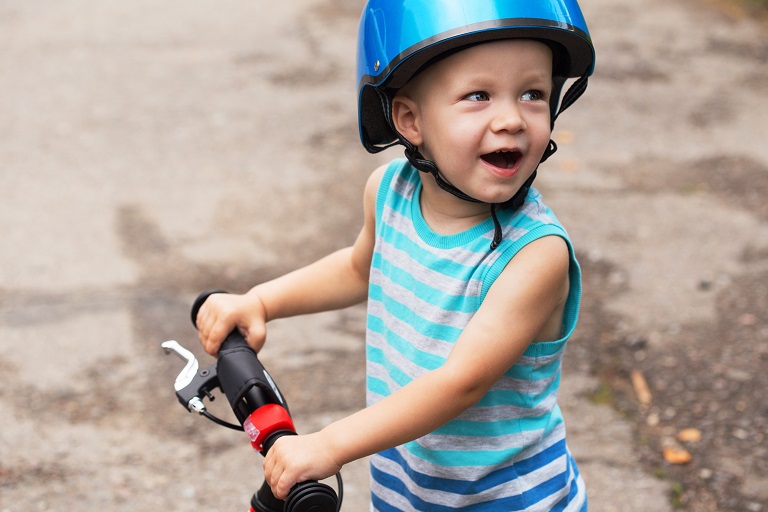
[216,330,275,424]
[252,482,285,512]
[252,479,338,512]
[284,482,338,512]
[190,289,229,328]
[190,290,275,423]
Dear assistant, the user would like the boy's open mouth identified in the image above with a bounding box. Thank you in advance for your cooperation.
[481,150,523,169]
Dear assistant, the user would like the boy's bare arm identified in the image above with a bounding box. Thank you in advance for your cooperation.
[263,235,572,497]
[253,165,384,319]
[197,165,385,354]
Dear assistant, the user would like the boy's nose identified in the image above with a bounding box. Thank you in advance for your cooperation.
[490,103,526,133]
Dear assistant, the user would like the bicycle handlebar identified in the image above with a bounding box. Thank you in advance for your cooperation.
[162,290,341,512]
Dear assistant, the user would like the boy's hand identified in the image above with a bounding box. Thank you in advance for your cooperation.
[195,292,268,355]
[262,432,343,500]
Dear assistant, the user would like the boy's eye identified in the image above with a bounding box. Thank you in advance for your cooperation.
[521,90,545,101]
[465,91,490,102]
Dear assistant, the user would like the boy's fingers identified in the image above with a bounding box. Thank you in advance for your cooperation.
[264,440,296,500]
[265,464,287,499]
[276,475,291,500]
[196,304,215,349]
[263,453,277,491]
[194,302,206,328]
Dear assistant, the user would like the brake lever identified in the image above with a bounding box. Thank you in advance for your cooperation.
[162,340,219,414]
[162,340,199,390]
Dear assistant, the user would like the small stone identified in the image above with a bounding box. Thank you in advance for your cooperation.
[663,447,692,465]
[677,428,702,443]
[733,428,750,440]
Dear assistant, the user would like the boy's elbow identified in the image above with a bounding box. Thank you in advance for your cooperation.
[437,363,492,410]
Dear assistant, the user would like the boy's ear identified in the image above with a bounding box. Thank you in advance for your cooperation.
[391,95,423,147]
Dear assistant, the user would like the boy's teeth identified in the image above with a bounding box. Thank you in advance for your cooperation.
[482,149,521,169]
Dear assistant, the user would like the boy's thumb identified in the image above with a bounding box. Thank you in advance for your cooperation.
[244,323,267,353]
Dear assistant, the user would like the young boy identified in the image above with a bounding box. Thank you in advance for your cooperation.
[196,0,595,509]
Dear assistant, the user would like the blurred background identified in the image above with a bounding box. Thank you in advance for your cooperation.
[1,0,766,510]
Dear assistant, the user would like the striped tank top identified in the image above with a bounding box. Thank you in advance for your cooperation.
[366,160,587,511]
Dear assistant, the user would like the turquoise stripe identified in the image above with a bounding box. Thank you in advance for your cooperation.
[504,365,533,381]
[527,355,565,378]
[505,353,563,378]
[366,375,390,397]
[478,373,562,408]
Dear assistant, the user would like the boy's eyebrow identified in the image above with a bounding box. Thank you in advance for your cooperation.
[458,71,553,88]
[515,68,553,81]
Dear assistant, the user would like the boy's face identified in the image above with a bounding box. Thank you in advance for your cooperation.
[394,39,553,206]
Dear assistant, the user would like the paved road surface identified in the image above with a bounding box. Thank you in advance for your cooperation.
[1,0,766,510]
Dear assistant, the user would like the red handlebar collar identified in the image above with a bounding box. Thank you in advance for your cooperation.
[243,404,295,453]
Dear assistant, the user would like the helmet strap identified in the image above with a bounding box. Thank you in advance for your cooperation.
[553,74,589,126]
[402,143,481,203]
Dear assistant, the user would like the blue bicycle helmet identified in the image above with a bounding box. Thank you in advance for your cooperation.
[356,0,596,249]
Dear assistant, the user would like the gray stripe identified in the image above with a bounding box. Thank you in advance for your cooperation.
[455,391,560,422]
[516,347,566,368]
[519,193,558,226]
[415,425,546,453]
[494,372,559,395]
[501,225,534,245]
[390,168,416,198]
